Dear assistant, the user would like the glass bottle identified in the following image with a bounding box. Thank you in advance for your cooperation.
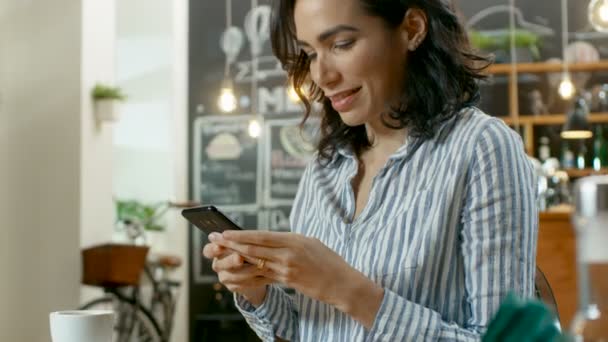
[539,136,551,163]
[563,141,576,169]
[578,144,588,170]
[601,126,608,168]
[592,125,605,171]
[569,176,608,341]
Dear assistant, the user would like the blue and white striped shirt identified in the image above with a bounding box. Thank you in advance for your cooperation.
[236,108,538,341]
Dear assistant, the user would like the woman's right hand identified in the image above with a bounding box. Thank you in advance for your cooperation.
[202,236,271,307]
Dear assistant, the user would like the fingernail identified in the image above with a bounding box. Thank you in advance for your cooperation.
[208,233,220,241]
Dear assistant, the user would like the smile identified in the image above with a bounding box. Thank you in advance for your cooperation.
[328,87,361,112]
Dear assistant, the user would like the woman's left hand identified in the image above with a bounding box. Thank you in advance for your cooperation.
[208,230,384,322]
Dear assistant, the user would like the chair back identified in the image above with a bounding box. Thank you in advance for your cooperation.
[535,266,561,327]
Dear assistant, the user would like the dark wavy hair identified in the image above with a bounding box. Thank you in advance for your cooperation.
[270,0,492,165]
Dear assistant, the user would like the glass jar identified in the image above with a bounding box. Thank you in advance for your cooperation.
[569,176,608,341]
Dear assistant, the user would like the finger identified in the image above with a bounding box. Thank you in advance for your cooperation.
[218,266,277,290]
[202,243,228,259]
[218,264,265,283]
[209,236,283,262]
[214,253,246,271]
[220,230,294,247]
[225,276,274,293]
[238,254,281,275]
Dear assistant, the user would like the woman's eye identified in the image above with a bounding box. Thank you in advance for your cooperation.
[334,40,354,51]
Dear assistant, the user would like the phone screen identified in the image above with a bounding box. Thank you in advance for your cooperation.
[181,205,243,235]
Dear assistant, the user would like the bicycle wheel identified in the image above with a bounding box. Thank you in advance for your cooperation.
[81,295,163,342]
[150,289,176,340]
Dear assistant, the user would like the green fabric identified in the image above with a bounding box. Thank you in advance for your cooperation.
[482,293,563,342]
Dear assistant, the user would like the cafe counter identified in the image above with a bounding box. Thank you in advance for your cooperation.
[537,207,578,328]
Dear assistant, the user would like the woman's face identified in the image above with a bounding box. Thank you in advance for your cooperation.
[294,0,409,127]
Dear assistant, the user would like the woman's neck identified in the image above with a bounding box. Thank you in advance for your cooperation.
[363,120,408,160]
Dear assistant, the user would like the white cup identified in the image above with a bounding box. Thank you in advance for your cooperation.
[49,310,114,342]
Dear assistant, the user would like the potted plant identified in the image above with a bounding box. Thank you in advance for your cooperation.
[114,199,167,245]
[92,83,127,122]
[468,28,542,63]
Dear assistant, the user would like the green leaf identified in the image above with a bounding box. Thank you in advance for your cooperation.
[468,29,542,60]
[92,83,127,101]
[114,198,166,232]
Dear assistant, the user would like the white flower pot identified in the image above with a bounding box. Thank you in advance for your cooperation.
[94,99,121,122]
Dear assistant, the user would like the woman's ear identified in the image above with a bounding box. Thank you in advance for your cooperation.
[400,8,428,52]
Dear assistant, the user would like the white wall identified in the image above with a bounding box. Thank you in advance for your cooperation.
[113,0,189,341]
[170,2,190,341]
[0,0,116,340]
[78,0,117,305]
[80,0,116,249]
[0,2,81,340]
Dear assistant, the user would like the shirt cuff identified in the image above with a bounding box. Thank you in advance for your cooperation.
[366,288,441,341]
[234,286,276,341]
[235,285,298,341]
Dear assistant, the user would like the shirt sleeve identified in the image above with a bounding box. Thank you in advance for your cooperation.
[366,118,538,341]
[234,285,299,341]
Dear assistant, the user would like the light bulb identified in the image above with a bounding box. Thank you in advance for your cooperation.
[248,119,261,138]
[559,77,576,100]
[601,2,608,21]
[589,0,608,32]
[287,85,301,103]
[218,87,237,112]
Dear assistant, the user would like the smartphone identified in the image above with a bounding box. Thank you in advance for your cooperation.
[181,205,243,235]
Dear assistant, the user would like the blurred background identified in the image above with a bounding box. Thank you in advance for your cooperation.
[1,0,608,341]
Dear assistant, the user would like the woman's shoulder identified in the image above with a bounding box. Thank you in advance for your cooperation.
[456,107,509,130]
[443,107,521,146]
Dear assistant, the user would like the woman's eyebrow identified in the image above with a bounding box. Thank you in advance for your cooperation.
[296,24,359,48]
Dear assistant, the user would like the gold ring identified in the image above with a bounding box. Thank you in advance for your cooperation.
[256,258,266,270]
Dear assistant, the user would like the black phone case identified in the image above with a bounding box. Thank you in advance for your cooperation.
[181,205,243,235]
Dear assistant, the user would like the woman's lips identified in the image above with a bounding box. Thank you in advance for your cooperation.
[329,87,361,112]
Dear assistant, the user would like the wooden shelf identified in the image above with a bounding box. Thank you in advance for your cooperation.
[564,168,608,178]
[539,205,573,220]
[501,113,608,126]
[487,60,608,74]
[486,60,608,156]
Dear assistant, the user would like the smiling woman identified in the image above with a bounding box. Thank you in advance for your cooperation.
[272,0,492,164]
[202,0,538,341]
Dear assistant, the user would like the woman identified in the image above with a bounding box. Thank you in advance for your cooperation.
[203,0,538,340]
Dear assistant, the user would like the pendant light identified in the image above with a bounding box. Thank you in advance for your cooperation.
[217,0,241,113]
[561,96,593,140]
[245,0,269,137]
[559,0,576,100]
[589,0,608,32]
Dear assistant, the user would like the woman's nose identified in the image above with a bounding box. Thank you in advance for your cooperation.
[311,55,340,90]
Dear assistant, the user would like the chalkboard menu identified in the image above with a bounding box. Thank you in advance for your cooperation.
[194,115,260,207]
[192,115,318,283]
[264,118,318,205]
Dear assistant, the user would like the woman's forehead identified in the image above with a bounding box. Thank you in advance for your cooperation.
[294,0,366,41]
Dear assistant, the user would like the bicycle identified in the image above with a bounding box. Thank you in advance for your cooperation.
[79,200,197,342]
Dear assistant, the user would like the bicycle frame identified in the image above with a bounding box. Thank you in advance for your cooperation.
[143,263,181,339]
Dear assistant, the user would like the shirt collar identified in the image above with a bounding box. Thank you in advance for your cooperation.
[334,108,469,162]
[335,133,416,161]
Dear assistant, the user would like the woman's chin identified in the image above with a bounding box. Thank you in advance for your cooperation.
[338,111,366,127]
